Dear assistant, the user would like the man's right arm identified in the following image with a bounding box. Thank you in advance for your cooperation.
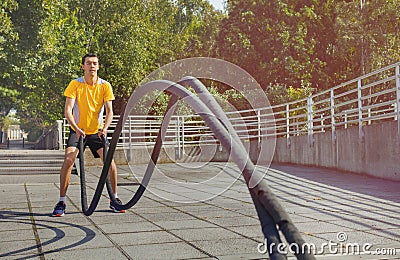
[64,97,85,137]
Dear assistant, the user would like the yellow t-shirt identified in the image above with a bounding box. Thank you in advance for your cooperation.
[64,77,115,135]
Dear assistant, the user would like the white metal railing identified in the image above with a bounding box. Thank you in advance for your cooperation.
[62,62,400,149]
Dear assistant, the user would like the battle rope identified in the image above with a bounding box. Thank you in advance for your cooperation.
[175,77,313,260]
[179,77,286,259]
[78,134,113,215]
[77,78,314,260]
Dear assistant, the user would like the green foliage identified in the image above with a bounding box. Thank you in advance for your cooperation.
[69,0,223,113]
[20,116,43,141]
[0,0,19,117]
[0,114,19,130]
[266,82,315,106]
[216,0,400,97]
[7,0,86,129]
[266,82,314,122]
[334,0,400,79]
[1,0,400,140]
[2,0,222,134]
[217,0,337,90]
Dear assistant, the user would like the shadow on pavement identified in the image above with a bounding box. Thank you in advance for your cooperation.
[0,210,96,259]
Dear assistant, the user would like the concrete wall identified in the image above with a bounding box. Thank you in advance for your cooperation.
[83,143,231,166]
[84,138,265,166]
[83,120,400,181]
[272,120,400,181]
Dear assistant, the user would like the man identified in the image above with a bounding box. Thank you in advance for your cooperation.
[52,53,125,216]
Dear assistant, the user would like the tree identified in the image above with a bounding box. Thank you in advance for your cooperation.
[0,0,18,118]
[8,0,86,131]
[2,0,224,132]
[217,0,340,91]
[76,0,223,113]
[334,0,400,77]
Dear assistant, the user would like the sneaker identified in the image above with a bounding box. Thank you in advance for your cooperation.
[110,198,126,213]
[52,201,66,217]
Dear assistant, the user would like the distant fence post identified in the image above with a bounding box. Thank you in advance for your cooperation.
[127,116,132,162]
[286,104,290,146]
[57,120,63,150]
[330,89,336,142]
[396,65,400,136]
[257,109,261,144]
[175,117,181,160]
[181,115,185,156]
[307,96,314,146]
[357,79,364,139]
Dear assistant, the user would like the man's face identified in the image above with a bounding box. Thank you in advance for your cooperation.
[82,57,99,76]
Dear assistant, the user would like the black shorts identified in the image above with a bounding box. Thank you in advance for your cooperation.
[67,129,103,158]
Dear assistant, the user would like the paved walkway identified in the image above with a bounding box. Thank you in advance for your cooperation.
[0,161,399,259]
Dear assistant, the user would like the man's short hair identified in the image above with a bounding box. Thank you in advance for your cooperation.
[82,53,98,65]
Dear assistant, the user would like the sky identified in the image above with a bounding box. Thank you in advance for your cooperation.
[208,0,225,10]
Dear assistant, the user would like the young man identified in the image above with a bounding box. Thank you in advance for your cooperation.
[52,53,125,216]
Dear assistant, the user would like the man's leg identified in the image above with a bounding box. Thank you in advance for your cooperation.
[97,147,118,194]
[60,146,79,197]
[52,146,78,216]
[97,147,125,213]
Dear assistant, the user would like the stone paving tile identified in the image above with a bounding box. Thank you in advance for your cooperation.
[228,224,264,240]
[285,213,317,224]
[155,218,218,230]
[87,212,152,224]
[1,161,400,259]
[194,210,248,220]
[43,247,127,260]
[98,221,162,234]
[314,230,398,246]
[230,207,275,217]
[296,211,353,221]
[0,202,29,211]
[0,219,36,234]
[122,242,210,260]
[325,219,400,231]
[0,239,41,259]
[36,224,101,239]
[108,230,181,246]
[193,238,261,257]
[0,175,59,185]
[172,203,221,211]
[284,206,329,215]
[39,233,114,252]
[294,221,355,234]
[32,213,95,227]
[0,230,34,243]
[170,227,245,242]
[204,197,253,206]
[362,229,400,242]
[139,211,200,223]
[205,215,260,227]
